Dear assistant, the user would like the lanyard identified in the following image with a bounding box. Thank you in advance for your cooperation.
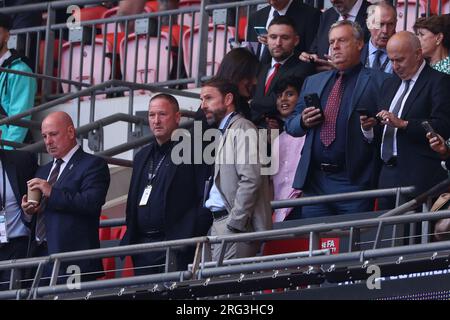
[147,143,172,185]
[220,112,237,134]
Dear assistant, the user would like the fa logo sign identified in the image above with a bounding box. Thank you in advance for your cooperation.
[366,265,381,290]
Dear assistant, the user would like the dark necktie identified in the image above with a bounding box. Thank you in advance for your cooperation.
[260,10,280,62]
[372,50,383,70]
[320,72,345,147]
[264,63,281,95]
[381,80,411,162]
[35,158,64,243]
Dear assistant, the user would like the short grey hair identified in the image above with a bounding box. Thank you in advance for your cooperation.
[329,20,365,42]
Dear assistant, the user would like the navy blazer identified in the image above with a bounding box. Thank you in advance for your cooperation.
[34,148,110,275]
[309,0,371,58]
[246,0,321,64]
[285,66,390,190]
[377,64,450,193]
[121,140,212,248]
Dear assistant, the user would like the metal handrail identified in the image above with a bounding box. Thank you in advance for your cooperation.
[98,186,417,228]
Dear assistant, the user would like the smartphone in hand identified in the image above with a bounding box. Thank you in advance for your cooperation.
[304,93,324,117]
[422,120,438,138]
[254,26,268,37]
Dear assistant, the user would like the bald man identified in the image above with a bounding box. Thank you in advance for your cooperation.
[22,111,110,282]
[362,31,450,209]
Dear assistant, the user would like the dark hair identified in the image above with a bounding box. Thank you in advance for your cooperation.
[216,48,260,86]
[414,15,450,50]
[149,93,180,112]
[202,77,239,107]
[273,76,303,95]
[0,13,12,31]
[268,15,298,34]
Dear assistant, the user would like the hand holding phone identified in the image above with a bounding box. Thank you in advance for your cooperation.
[254,26,268,37]
[422,121,437,138]
[304,93,324,117]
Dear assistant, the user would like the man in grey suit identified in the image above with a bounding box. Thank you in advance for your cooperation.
[200,78,272,261]
[285,20,390,218]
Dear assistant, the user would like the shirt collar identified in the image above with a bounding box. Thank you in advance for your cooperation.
[271,54,292,68]
[409,60,426,84]
[338,62,363,77]
[57,144,80,164]
[347,0,363,19]
[219,112,234,130]
[0,50,12,67]
[368,38,386,55]
[269,0,293,16]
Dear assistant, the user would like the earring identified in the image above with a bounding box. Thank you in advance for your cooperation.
[436,41,440,46]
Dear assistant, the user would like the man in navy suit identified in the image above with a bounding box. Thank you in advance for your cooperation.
[22,111,110,282]
[362,31,450,209]
[246,0,321,64]
[121,94,211,275]
[285,20,390,218]
[0,132,37,289]
[360,2,397,73]
[300,0,371,72]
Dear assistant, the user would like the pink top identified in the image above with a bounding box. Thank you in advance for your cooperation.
[272,131,305,222]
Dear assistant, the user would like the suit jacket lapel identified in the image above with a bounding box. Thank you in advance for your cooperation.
[215,114,242,178]
[401,65,429,118]
[348,68,370,117]
[0,151,21,205]
[52,148,83,187]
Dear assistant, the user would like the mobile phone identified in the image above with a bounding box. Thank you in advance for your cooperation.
[421,121,437,138]
[304,93,324,116]
[254,26,268,37]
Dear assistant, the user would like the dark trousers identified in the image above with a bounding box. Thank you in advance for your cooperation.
[0,236,29,291]
[378,164,411,210]
[301,168,373,219]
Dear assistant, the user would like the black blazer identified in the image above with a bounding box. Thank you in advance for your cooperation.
[247,0,321,64]
[0,150,37,234]
[377,64,450,192]
[309,0,371,58]
[250,55,315,123]
[121,140,212,265]
[33,148,110,275]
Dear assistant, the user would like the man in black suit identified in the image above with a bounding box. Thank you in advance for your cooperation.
[300,0,371,71]
[0,135,37,290]
[362,31,450,209]
[250,16,315,127]
[246,0,321,64]
[22,111,110,283]
[360,2,397,73]
[121,94,211,275]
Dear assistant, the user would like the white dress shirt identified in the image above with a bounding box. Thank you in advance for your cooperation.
[47,144,80,181]
[0,50,12,67]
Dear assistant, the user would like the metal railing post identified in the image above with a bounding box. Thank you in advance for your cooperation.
[42,2,55,101]
[195,0,210,87]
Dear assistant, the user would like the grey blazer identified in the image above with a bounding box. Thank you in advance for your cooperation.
[213,114,273,233]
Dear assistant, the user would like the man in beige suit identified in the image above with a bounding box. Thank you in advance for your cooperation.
[200,78,272,261]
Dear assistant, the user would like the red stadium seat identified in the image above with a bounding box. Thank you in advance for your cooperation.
[120,31,173,91]
[396,0,426,31]
[145,1,159,12]
[238,16,247,42]
[60,38,113,99]
[99,215,115,280]
[76,6,108,22]
[178,0,201,27]
[182,24,235,88]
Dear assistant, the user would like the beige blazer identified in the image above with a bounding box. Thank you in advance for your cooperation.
[213,114,273,232]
